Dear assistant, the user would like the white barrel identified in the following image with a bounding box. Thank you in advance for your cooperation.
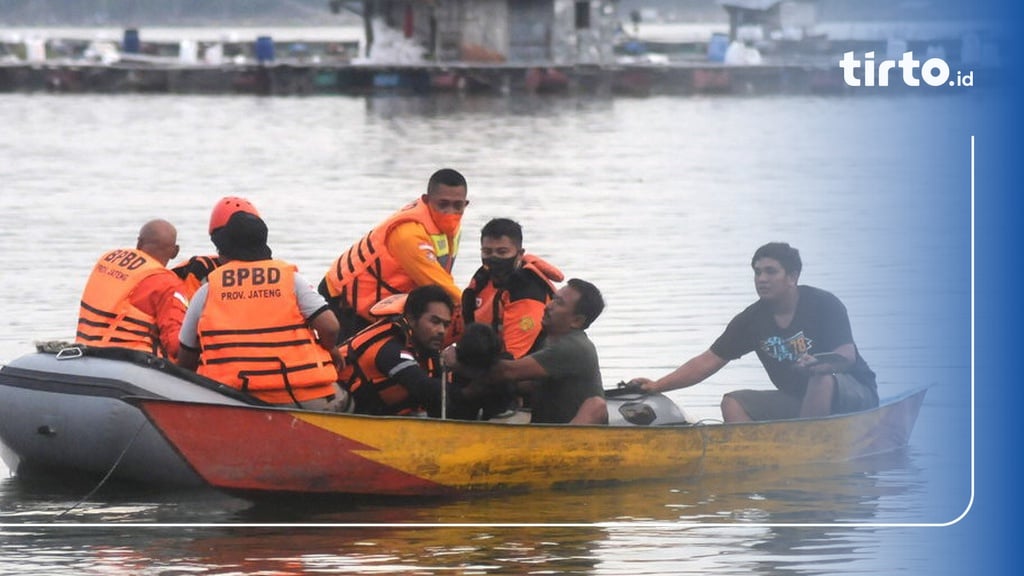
[24,37,46,62]
[179,39,199,64]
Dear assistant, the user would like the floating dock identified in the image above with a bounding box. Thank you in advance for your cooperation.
[0,59,864,96]
[0,26,996,97]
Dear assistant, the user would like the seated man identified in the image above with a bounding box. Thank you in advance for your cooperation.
[339,284,454,417]
[630,242,878,422]
[177,200,348,412]
[459,217,563,359]
[444,278,608,425]
[76,219,188,362]
[448,218,564,418]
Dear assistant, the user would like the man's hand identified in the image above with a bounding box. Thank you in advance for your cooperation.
[441,343,458,368]
[625,377,655,393]
[796,353,835,375]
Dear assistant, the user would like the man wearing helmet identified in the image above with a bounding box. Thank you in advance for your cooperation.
[76,219,189,362]
[170,196,258,299]
[319,168,469,341]
[177,197,350,411]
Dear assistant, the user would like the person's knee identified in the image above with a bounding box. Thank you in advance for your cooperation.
[806,374,837,396]
[720,394,750,423]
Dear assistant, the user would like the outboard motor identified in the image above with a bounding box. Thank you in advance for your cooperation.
[605,386,693,427]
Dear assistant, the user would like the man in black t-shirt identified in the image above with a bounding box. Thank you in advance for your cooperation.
[630,242,878,422]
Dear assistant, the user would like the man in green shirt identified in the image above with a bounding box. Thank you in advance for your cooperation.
[444,278,607,425]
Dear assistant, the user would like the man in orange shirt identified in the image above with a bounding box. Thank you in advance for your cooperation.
[447,218,564,418]
[76,219,189,362]
[319,168,469,340]
[460,218,563,359]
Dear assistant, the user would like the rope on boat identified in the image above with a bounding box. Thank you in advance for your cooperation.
[52,419,147,521]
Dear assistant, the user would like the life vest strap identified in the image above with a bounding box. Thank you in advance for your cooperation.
[79,299,118,319]
[199,323,309,337]
[201,338,314,351]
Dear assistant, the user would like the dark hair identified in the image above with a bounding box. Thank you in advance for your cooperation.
[480,218,523,247]
[457,322,504,371]
[427,168,467,195]
[404,284,455,319]
[751,242,802,277]
[567,278,604,330]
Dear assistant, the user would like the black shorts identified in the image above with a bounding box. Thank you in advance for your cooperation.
[725,373,879,421]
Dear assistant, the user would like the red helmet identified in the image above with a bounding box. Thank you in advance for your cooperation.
[209,196,260,234]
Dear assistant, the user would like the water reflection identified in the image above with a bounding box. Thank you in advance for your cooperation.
[0,446,920,526]
[0,450,922,574]
[166,525,607,574]
[0,470,246,524]
[362,92,618,119]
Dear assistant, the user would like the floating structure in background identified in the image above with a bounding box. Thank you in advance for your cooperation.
[0,0,1003,96]
[346,0,620,65]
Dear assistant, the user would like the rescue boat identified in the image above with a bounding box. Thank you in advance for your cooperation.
[132,388,927,498]
[0,343,693,488]
[0,344,259,486]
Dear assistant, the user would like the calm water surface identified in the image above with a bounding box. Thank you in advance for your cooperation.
[0,90,977,573]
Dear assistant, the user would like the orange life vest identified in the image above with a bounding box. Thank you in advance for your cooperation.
[76,248,170,356]
[197,259,337,404]
[337,317,439,415]
[172,254,222,300]
[465,254,562,357]
[322,199,459,321]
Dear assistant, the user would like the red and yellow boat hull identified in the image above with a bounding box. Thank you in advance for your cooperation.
[135,388,926,497]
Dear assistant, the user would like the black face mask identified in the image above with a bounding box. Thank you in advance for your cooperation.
[483,256,517,279]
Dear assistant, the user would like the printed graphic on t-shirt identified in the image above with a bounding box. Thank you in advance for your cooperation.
[760,331,812,363]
